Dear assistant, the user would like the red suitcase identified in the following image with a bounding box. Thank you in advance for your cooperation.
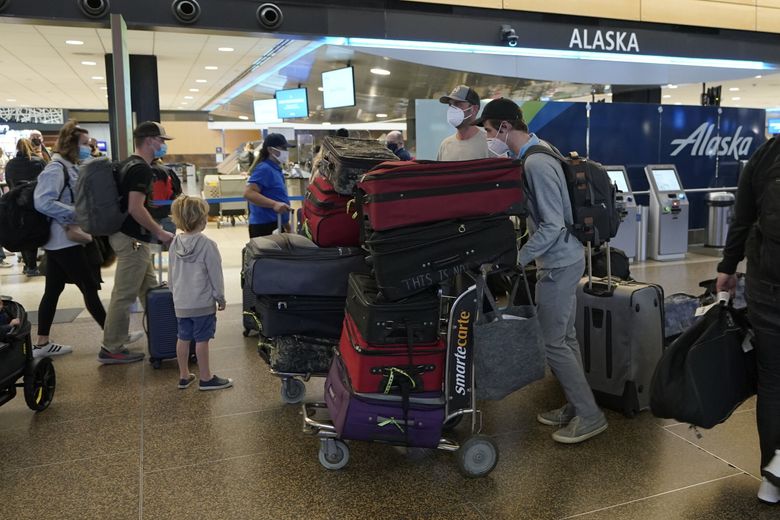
[357,158,524,232]
[338,314,445,394]
[302,175,360,247]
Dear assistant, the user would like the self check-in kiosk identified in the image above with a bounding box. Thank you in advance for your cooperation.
[604,166,637,261]
[645,165,689,261]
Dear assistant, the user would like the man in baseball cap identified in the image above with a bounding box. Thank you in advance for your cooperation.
[436,85,489,161]
[132,121,174,140]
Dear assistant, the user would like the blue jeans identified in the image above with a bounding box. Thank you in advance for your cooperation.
[745,276,780,470]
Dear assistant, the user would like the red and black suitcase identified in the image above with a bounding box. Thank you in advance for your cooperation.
[302,175,360,247]
[345,272,440,346]
[365,216,518,301]
[338,314,446,394]
[320,137,398,195]
[357,157,525,233]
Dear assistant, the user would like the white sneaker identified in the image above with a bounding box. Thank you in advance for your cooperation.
[33,341,73,358]
[763,449,780,487]
[127,331,145,344]
[758,477,780,505]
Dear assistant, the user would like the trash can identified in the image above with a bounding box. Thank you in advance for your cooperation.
[705,191,735,247]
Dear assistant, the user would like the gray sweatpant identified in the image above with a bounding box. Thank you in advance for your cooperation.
[535,257,601,419]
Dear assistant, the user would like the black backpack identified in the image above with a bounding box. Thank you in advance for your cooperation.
[524,144,620,247]
[0,163,70,252]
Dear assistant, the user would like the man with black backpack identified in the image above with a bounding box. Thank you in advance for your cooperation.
[99,122,175,365]
[717,137,780,505]
[475,98,607,444]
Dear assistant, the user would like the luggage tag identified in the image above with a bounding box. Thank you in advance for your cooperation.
[694,291,730,318]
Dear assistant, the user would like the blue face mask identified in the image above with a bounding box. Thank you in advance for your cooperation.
[386,142,399,152]
[154,142,168,159]
[78,145,92,161]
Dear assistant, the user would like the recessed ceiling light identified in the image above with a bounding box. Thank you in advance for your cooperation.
[204,66,218,70]
[6,98,16,102]
[20,104,29,107]
[755,75,763,79]
[370,68,391,76]
[218,47,234,52]
[99,86,108,90]
[376,113,388,118]
[196,79,208,83]
[189,88,199,92]
[91,76,104,80]
[321,122,332,126]
[184,96,194,99]
[667,84,678,89]
[317,87,324,92]
[238,115,249,120]
[662,95,672,99]
[732,97,741,101]
[81,61,97,66]
[65,40,84,46]
[180,102,189,105]
[729,87,740,92]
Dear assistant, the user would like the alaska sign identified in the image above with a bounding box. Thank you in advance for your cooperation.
[569,28,640,53]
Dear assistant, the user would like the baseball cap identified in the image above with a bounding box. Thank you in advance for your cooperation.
[439,85,480,106]
[263,133,296,150]
[474,98,524,127]
[133,121,173,140]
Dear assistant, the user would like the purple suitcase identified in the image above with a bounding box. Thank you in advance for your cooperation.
[324,356,444,448]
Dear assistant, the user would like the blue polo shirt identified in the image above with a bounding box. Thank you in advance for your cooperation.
[247,159,290,226]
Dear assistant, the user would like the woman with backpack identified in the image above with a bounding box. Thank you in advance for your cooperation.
[5,138,46,276]
[32,120,109,359]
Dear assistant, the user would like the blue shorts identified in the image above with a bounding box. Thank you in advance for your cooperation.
[177,314,217,342]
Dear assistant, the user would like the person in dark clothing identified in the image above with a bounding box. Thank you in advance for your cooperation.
[5,138,45,276]
[716,136,780,505]
[385,131,412,161]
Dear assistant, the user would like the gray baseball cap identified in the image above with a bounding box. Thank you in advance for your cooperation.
[439,85,480,106]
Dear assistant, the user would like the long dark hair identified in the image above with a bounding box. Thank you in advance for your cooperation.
[54,120,88,163]
[248,141,273,171]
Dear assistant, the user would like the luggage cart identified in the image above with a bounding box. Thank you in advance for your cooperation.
[217,175,249,228]
[301,277,499,478]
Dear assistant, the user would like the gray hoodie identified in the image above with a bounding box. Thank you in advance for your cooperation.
[168,233,226,318]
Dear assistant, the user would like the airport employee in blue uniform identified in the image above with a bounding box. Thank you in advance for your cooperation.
[243,133,294,238]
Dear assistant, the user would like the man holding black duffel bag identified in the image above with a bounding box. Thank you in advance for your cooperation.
[716,136,780,505]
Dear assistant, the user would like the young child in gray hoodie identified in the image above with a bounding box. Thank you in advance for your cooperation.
[169,196,232,391]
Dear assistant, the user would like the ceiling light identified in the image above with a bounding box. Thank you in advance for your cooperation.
[732,97,741,101]
[729,87,740,92]
[91,76,104,80]
[238,115,249,120]
[666,84,678,89]
[81,61,97,66]
[184,96,194,99]
[20,104,29,107]
[196,79,208,83]
[370,68,391,76]
[180,102,189,105]
[218,47,235,52]
[317,87,324,92]
[674,102,682,105]
[376,113,388,118]
[204,66,218,70]
[6,98,16,102]
[663,95,672,99]
[189,88,199,92]
[756,75,763,79]
[65,40,84,46]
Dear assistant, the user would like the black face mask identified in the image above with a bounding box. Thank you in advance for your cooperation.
[31,138,42,146]
[386,142,399,152]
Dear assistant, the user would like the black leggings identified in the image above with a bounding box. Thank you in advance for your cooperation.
[37,246,106,337]
[20,248,37,270]
[249,222,279,238]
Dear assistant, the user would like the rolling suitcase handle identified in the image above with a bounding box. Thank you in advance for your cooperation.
[272,209,295,235]
[586,241,616,297]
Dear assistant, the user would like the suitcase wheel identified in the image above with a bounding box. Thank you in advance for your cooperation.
[150,358,162,370]
[319,438,349,471]
[457,435,499,478]
[280,378,306,404]
[23,357,56,412]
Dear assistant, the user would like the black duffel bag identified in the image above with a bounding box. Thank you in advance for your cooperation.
[650,301,756,429]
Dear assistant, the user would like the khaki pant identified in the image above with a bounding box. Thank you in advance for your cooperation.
[102,232,157,352]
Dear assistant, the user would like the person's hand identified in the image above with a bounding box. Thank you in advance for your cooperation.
[217,302,226,311]
[716,272,737,296]
[9,318,20,327]
[272,201,291,214]
[157,229,175,246]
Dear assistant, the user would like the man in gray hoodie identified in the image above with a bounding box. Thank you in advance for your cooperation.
[476,98,607,444]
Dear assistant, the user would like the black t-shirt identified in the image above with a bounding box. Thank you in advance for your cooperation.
[119,155,155,242]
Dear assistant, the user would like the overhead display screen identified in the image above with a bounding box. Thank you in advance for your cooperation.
[651,168,682,192]
[768,118,780,134]
[253,99,283,124]
[322,67,356,109]
[606,169,630,193]
[275,88,308,119]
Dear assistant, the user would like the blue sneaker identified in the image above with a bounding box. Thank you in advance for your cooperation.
[178,374,196,389]
[199,375,233,391]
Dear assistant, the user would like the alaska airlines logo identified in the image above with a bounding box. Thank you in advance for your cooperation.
[670,123,753,160]
[569,28,639,53]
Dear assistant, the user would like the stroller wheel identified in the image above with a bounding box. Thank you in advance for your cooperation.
[24,357,56,412]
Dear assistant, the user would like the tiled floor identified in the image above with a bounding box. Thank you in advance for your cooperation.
[0,225,772,519]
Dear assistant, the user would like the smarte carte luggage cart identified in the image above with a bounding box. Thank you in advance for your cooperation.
[301,278,499,478]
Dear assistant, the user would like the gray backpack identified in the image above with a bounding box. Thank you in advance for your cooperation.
[75,157,143,236]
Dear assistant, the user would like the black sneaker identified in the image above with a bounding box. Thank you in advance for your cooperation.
[178,373,196,389]
[199,375,233,391]
[97,347,145,365]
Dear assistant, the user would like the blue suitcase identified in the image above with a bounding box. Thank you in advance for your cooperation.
[145,286,195,369]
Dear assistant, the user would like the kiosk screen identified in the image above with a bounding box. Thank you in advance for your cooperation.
[651,168,681,192]
[607,169,630,193]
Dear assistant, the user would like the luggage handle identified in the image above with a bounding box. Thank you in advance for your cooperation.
[586,240,615,294]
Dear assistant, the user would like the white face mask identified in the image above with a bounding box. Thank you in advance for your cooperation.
[273,148,289,163]
[447,105,472,128]
[487,122,511,157]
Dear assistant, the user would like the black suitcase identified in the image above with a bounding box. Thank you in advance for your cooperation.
[145,286,195,369]
[257,334,336,374]
[365,216,518,301]
[345,272,440,345]
[241,246,260,336]
[246,233,367,297]
[320,136,398,195]
[256,295,345,338]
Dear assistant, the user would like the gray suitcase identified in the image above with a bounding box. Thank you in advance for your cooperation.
[575,245,665,417]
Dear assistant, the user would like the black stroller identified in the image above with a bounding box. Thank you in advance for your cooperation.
[0,299,56,412]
